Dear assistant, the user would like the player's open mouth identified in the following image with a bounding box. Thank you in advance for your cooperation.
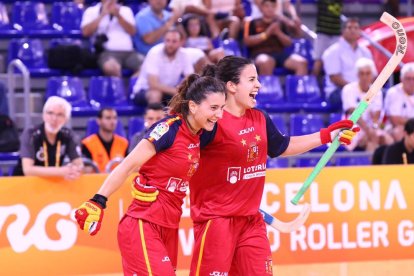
[249,92,257,100]
[207,119,217,124]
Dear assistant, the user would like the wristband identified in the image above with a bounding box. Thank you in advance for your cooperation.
[90,194,108,209]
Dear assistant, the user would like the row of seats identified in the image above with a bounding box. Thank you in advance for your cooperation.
[46,76,144,116]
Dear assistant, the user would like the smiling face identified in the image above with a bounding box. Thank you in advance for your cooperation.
[230,64,261,110]
[190,92,226,132]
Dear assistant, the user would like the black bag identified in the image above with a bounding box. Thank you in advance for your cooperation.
[47,45,98,73]
[0,115,20,152]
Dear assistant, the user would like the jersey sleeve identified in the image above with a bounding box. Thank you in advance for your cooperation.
[200,123,218,148]
[144,116,181,152]
[259,109,290,158]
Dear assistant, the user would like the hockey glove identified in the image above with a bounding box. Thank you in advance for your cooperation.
[320,119,361,145]
[131,175,159,203]
[75,194,106,236]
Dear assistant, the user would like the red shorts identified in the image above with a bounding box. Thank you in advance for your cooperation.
[117,215,178,276]
[190,212,273,276]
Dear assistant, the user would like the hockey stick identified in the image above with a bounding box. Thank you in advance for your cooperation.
[260,204,311,233]
[291,12,407,205]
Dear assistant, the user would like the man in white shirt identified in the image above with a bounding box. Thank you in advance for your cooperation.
[384,62,414,141]
[132,28,194,105]
[322,18,373,108]
[81,0,142,77]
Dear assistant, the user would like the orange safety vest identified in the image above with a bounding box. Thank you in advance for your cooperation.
[82,134,128,173]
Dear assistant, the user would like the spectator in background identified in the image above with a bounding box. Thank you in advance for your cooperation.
[203,0,244,39]
[384,62,414,142]
[12,96,83,179]
[312,0,343,77]
[131,28,195,106]
[277,0,302,38]
[342,57,392,152]
[81,0,142,77]
[82,108,128,173]
[243,0,307,76]
[128,103,166,153]
[134,0,183,56]
[322,17,373,108]
[182,14,225,64]
[381,117,414,164]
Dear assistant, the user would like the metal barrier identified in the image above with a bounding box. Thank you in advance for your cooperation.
[7,59,31,130]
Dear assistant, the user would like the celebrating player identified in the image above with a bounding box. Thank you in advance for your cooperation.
[74,74,226,275]
[188,56,359,275]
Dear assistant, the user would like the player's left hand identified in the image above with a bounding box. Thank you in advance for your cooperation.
[320,120,361,145]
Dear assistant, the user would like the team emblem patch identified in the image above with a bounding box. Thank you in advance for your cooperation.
[149,122,169,140]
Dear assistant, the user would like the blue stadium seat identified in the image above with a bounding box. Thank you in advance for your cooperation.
[267,157,289,168]
[8,38,63,77]
[336,155,371,166]
[51,2,84,35]
[290,113,325,136]
[256,75,284,106]
[269,113,287,135]
[46,76,91,110]
[85,117,126,138]
[290,113,326,151]
[296,157,334,167]
[12,1,55,36]
[128,117,145,141]
[221,39,242,56]
[88,76,142,115]
[285,75,322,103]
[9,38,46,68]
[291,38,314,71]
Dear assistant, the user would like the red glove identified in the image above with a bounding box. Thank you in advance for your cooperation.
[320,120,360,145]
[75,195,106,236]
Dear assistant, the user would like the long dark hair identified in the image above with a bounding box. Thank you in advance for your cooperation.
[202,55,254,84]
[169,74,226,117]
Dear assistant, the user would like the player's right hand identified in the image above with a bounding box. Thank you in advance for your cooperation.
[75,200,104,236]
[131,175,159,203]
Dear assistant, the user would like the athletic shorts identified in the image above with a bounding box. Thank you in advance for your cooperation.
[253,51,291,68]
[190,212,273,276]
[117,215,178,276]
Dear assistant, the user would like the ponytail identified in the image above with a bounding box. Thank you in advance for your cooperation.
[168,73,226,117]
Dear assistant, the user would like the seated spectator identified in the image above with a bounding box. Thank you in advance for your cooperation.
[342,58,392,152]
[381,117,414,164]
[384,62,414,142]
[128,103,166,153]
[131,28,195,106]
[312,0,342,77]
[322,17,373,108]
[82,108,128,173]
[134,0,183,56]
[203,0,244,39]
[12,96,83,179]
[182,14,225,64]
[277,0,302,38]
[243,0,307,76]
[81,0,142,77]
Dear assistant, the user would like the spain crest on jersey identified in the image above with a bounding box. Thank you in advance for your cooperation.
[247,143,259,162]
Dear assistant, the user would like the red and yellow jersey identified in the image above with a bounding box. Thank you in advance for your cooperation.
[126,115,201,229]
[190,109,290,222]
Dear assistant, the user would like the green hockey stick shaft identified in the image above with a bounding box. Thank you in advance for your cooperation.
[291,12,407,205]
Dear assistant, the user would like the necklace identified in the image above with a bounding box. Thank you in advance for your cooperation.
[185,118,198,135]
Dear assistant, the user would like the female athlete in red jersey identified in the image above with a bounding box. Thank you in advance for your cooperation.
[74,74,226,275]
[188,56,359,276]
